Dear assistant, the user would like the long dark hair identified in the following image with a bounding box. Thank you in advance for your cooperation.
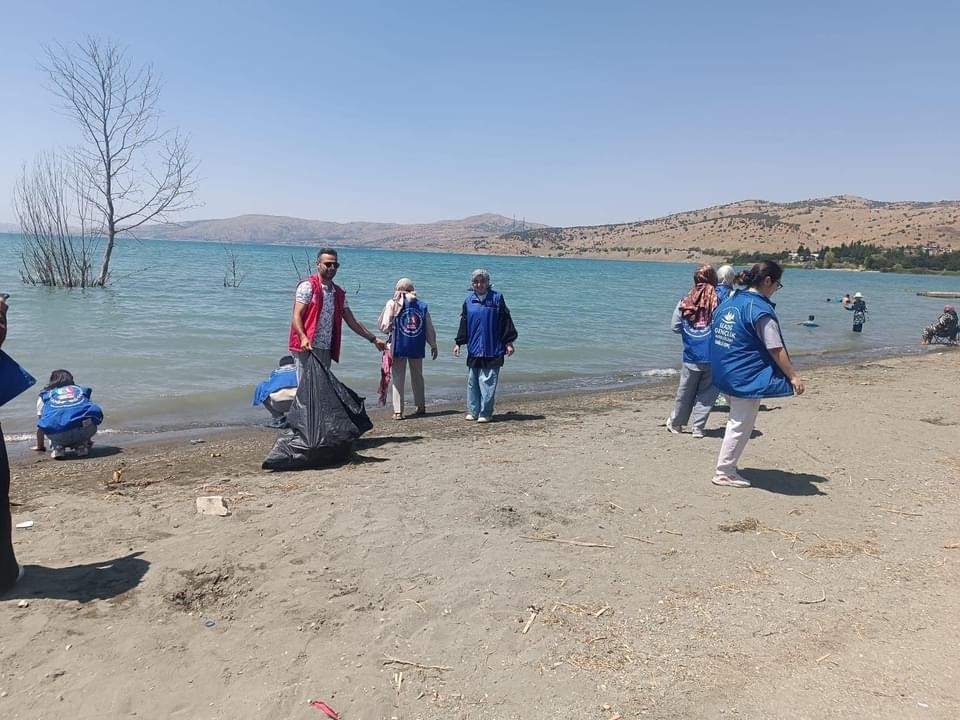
[734,260,783,289]
[44,369,75,391]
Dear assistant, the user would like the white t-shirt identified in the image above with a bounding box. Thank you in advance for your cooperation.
[295,280,349,349]
[756,316,783,349]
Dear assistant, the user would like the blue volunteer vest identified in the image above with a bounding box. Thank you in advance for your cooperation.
[38,385,104,434]
[679,304,713,365]
[466,291,505,358]
[253,366,298,406]
[716,284,734,304]
[392,298,428,359]
[710,291,793,399]
[0,350,36,407]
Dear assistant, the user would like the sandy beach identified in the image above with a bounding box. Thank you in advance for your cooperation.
[2,350,959,719]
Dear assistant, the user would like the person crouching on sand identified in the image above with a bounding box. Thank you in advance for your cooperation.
[709,260,805,488]
[666,264,720,439]
[34,370,104,459]
[253,355,298,428]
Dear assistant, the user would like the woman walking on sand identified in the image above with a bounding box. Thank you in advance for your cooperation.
[709,260,805,488]
[666,265,720,438]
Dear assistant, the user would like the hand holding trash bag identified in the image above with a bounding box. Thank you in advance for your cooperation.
[262,349,372,471]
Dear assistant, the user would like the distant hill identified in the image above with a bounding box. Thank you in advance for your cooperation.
[16,196,960,263]
[139,213,545,250]
[484,195,960,261]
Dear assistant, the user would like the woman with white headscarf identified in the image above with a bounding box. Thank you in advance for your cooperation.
[377,278,438,419]
[453,269,518,423]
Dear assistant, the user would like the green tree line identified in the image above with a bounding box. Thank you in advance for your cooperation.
[727,241,960,273]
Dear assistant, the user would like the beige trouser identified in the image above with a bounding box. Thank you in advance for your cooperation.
[391,356,425,414]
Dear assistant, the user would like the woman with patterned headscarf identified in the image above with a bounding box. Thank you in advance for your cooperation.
[377,278,438,419]
[666,265,721,439]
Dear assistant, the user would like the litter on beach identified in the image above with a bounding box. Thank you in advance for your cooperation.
[15,520,34,529]
[308,700,339,719]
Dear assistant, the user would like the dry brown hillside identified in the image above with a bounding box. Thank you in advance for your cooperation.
[142,213,545,249]
[480,195,960,262]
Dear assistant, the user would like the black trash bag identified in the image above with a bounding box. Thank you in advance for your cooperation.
[262,351,373,471]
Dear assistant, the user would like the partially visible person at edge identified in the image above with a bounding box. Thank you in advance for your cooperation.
[377,278,438,420]
[921,304,959,344]
[34,369,104,459]
[290,249,386,378]
[846,291,867,332]
[666,264,720,439]
[0,296,24,593]
[453,269,517,423]
[253,355,298,428]
[709,260,805,488]
[716,264,737,304]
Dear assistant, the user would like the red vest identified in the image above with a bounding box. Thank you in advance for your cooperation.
[289,275,346,362]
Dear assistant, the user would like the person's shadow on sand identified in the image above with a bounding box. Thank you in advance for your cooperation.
[496,411,546,422]
[86,445,123,458]
[739,468,828,496]
[3,552,149,602]
[356,435,423,450]
[701,428,763,439]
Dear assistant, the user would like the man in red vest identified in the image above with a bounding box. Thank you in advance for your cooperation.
[290,249,386,377]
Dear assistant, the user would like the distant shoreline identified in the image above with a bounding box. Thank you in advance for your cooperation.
[6,342,948,462]
[3,231,958,276]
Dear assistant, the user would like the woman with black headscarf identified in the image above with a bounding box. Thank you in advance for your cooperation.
[666,265,720,439]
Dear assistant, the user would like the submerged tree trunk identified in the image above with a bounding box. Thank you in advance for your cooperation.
[26,36,198,288]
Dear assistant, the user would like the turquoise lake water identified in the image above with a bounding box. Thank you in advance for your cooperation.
[2,233,958,441]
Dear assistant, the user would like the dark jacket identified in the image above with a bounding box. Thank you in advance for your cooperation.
[455,291,518,368]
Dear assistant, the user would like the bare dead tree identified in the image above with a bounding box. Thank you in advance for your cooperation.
[222,246,246,287]
[41,36,198,286]
[15,151,101,288]
[290,250,314,282]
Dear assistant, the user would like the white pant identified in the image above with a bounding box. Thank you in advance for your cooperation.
[391,356,425,414]
[262,391,294,420]
[715,396,761,478]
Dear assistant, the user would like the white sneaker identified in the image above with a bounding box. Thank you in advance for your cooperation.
[476,416,491,423]
[691,428,705,439]
[51,447,66,460]
[665,418,682,434]
[465,414,476,421]
[712,474,750,488]
[75,444,89,457]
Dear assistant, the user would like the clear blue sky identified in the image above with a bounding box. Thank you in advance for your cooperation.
[2,0,958,227]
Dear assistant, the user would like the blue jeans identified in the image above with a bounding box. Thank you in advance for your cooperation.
[466,366,500,419]
[47,421,97,451]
